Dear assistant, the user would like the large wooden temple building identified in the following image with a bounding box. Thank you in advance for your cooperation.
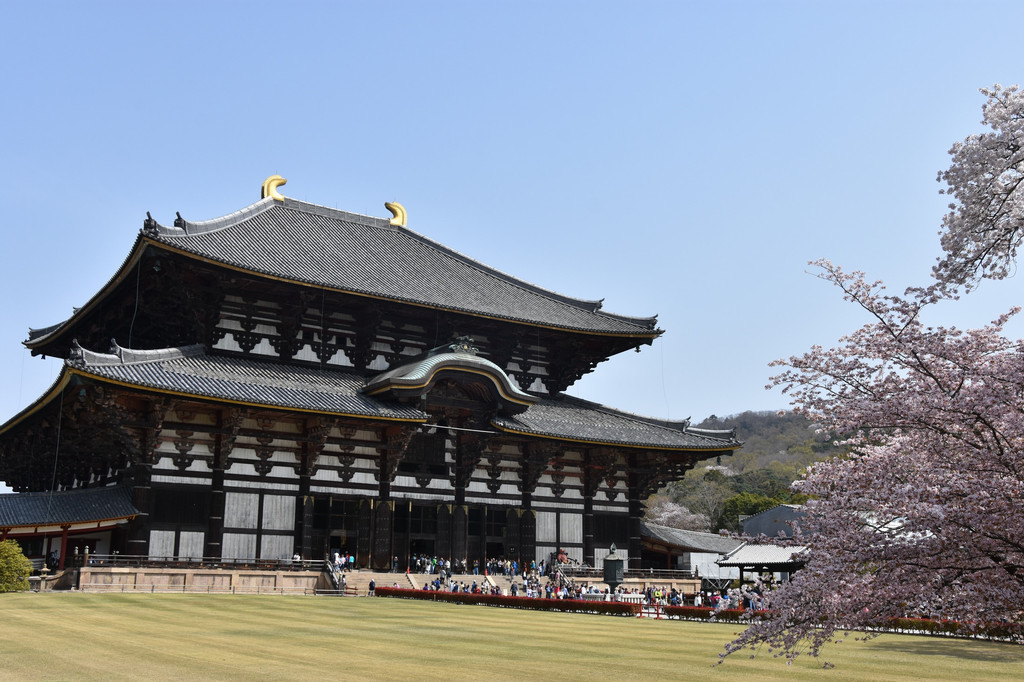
[0,177,739,571]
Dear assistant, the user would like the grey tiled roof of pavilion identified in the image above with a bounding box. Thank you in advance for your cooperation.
[144,197,659,335]
[717,543,808,568]
[69,343,428,421]
[641,522,743,554]
[492,395,741,451]
[0,486,137,527]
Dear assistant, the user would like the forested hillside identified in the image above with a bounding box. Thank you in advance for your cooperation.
[645,411,845,533]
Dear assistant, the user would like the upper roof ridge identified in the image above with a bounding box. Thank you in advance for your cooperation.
[67,339,206,369]
[150,195,657,328]
[143,197,280,237]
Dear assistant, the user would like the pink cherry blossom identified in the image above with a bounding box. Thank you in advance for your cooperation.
[725,87,1024,664]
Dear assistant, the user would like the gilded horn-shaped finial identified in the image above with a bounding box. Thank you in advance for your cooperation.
[261,175,287,201]
[385,201,407,227]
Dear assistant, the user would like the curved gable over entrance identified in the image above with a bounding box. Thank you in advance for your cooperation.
[363,337,537,416]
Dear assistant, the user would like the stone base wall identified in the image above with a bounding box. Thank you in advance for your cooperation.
[76,567,329,593]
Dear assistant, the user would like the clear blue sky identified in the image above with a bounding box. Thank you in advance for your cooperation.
[3,1,1024,493]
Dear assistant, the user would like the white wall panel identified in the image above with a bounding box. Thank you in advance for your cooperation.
[561,512,583,543]
[214,334,243,352]
[260,535,293,560]
[225,492,259,529]
[149,530,175,558]
[178,531,205,559]
[222,533,256,559]
[536,545,556,564]
[262,495,295,531]
[536,511,557,542]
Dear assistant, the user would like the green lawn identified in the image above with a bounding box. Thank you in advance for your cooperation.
[2,592,1021,680]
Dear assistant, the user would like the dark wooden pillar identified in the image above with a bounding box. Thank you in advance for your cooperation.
[452,505,468,563]
[370,425,414,569]
[450,432,483,565]
[126,462,153,557]
[437,503,452,560]
[626,453,644,572]
[582,452,605,568]
[357,499,372,567]
[505,508,521,566]
[58,525,70,570]
[372,501,394,569]
[393,500,410,571]
[206,407,242,559]
[297,488,314,560]
[296,417,330,560]
[519,509,536,566]
[206,466,225,559]
[126,399,168,558]
[518,443,550,568]
[582,495,595,567]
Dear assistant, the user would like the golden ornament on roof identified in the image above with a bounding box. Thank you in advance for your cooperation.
[261,175,287,201]
[385,201,407,227]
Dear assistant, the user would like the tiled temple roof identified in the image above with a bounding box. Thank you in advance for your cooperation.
[641,522,744,554]
[142,197,660,336]
[0,486,137,527]
[717,542,808,568]
[492,394,740,451]
[21,343,739,452]
[67,342,427,422]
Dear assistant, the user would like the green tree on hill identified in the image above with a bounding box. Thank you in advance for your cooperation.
[0,539,32,592]
[646,411,833,533]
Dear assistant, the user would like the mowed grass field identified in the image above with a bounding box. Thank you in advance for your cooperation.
[3,592,1023,681]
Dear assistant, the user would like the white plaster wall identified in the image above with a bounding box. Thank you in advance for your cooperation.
[262,495,295,532]
[251,338,276,356]
[560,512,583,544]
[536,511,557,543]
[223,477,299,492]
[222,533,256,559]
[214,334,243,352]
[225,492,259,529]
[149,530,175,558]
[260,535,294,560]
[151,473,212,485]
[179,531,205,559]
[294,344,319,362]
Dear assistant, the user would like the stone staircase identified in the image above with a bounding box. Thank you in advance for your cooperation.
[335,570,418,595]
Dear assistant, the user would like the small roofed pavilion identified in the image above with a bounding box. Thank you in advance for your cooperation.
[0,487,138,569]
[717,542,808,583]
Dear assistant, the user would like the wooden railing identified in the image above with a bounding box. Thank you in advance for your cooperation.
[553,564,696,581]
[71,554,328,572]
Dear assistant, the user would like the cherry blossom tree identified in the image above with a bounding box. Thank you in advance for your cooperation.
[935,84,1024,290]
[644,494,709,532]
[725,86,1024,663]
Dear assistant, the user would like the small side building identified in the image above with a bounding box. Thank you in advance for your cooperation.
[0,487,138,569]
[717,542,807,584]
[641,521,742,585]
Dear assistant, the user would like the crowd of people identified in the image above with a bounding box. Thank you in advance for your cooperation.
[331,550,769,609]
[405,554,551,578]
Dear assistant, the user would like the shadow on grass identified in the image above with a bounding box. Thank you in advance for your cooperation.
[867,636,1024,664]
